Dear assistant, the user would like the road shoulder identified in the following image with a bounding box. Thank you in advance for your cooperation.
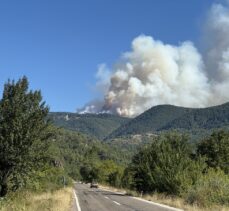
[98,185,184,211]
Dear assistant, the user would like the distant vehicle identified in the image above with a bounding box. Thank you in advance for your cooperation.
[90,181,99,188]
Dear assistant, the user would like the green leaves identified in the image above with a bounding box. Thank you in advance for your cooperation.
[127,132,205,195]
[197,130,229,174]
[0,77,51,196]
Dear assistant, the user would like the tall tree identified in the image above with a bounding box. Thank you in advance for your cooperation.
[0,77,51,196]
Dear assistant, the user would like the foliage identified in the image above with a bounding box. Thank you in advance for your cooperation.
[79,149,125,187]
[0,77,52,196]
[24,166,72,192]
[0,78,155,198]
[79,160,124,187]
[108,105,190,138]
[49,112,130,140]
[197,130,229,174]
[108,103,229,139]
[125,132,205,195]
[41,126,131,188]
[185,169,229,207]
[120,130,229,208]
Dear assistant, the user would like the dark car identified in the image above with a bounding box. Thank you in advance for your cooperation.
[90,181,99,188]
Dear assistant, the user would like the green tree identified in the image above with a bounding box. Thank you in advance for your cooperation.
[80,163,99,182]
[0,77,51,196]
[128,132,205,195]
[197,130,229,174]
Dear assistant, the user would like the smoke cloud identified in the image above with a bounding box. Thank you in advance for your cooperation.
[79,1,229,117]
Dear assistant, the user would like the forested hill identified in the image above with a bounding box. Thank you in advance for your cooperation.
[162,102,229,130]
[48,112,130,140]
[108,102,229,139]
[49,103,229,140]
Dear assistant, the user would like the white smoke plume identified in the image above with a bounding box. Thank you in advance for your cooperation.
[79,1,229,117]
[204,1,229,105]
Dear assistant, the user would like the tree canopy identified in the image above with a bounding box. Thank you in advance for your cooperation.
[0,77,51,196]
[197,130,229,174]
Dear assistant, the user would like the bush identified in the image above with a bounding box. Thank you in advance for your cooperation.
[127,132,205,195]
[24,167,72,192]
[197,130,229,174]
[185,169,229,207]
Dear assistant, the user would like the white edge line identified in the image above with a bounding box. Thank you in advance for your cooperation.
[132,197,183,211]
[99,187,182,211]
[73,190,82,211]
[112,200,121,205]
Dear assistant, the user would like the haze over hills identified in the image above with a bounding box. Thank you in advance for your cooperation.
[50,102,229,141]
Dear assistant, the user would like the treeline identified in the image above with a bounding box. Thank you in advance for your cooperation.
[74,129,229,207]
[84,131,229,207]
[51,128,132,181]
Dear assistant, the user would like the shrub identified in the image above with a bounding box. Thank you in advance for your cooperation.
[24,167,72,192]
[197,130,229,174]
[185,169,229,207]
[127,132,205,195]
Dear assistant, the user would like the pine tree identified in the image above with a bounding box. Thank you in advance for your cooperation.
[0,77,51,196]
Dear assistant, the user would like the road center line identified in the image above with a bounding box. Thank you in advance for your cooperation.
[73,190,82,211]
[112,200,121,205]
[104,196,109,199]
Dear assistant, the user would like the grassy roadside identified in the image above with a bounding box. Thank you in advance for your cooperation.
[0,187,73,211]
[99,184,229,211]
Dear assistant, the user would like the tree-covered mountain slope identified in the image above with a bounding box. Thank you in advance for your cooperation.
[162,103,229,130]
[48,112,130,140]
[108,103,229,139]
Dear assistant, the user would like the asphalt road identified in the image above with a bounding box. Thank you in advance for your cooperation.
[73,183,182,211]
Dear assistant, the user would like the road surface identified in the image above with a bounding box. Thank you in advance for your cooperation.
[73,183,182,211]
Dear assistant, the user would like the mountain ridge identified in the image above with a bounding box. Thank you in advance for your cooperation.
[49,102,229,140]
[48,112,130,140]
[107,102,229,139]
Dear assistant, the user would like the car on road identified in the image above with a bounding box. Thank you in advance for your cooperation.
[90,181,99,188]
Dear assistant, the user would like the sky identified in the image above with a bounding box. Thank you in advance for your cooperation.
[0,0,219,112]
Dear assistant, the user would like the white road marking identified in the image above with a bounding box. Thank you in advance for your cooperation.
[99,187,183,211]
[73,190,82,211]
[104,195,121,206]
[112,200,121,205]
[132,197,183,211]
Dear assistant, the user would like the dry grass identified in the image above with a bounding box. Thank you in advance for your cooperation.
[0,187,73,211]
[143,193,229,211]
[99,184,229,211]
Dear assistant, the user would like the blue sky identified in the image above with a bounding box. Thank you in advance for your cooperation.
[0,0,217,112]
